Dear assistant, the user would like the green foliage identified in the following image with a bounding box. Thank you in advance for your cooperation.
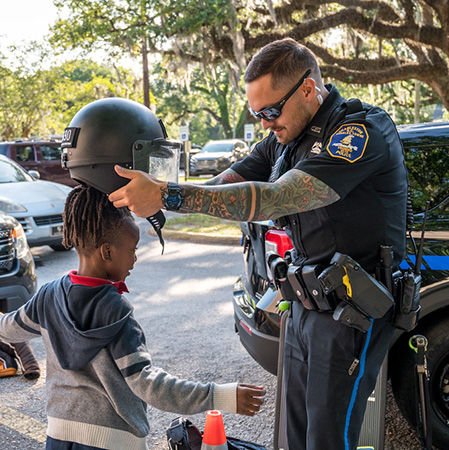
[2,0,449,143]
[50,0,233,56]
[0,44,139,139]
[405,144,449,210]
[0,44,55,139]
[152,61,250,144]
[334,80,443,125]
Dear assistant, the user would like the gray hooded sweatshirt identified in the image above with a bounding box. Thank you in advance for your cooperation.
[0,273,236,450]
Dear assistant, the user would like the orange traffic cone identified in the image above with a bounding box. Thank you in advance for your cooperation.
[201,410,228,450]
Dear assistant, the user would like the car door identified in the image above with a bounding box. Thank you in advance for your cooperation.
[38,143,71,185]
[11,144,39,173]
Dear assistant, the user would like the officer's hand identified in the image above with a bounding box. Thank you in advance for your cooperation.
[109,165,165,218]
[236,384,265,416]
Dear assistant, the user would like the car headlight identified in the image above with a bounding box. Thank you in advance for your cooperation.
[12,223,29,259]
[0,197,27,213]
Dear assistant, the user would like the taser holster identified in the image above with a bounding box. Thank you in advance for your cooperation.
[318,253,395,332]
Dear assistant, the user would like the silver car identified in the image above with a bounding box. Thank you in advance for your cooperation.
[0,155,72,251]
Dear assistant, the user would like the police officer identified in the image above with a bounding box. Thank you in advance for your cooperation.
[109,38,408,450]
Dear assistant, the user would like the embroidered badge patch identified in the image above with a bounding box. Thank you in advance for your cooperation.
[326,123,369,163]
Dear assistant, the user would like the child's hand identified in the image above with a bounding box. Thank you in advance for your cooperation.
[236,384,266,416]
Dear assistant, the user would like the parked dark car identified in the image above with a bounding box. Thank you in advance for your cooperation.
[233,121,449,448]
[0,211,37,313]
[190,139,250,176]
[0,139,77,187]
[179,144,201,171]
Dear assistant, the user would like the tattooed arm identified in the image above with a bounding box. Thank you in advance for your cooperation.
[178,169,340,221]
[108,165,339,221]
[202,168,247,186]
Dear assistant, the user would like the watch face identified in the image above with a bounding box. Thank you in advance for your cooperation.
[165,184,182,210]
[166,195,181,208]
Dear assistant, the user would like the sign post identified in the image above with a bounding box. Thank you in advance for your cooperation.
[244,124,254,146]
[179,126,190,181]
[179,125,189,142]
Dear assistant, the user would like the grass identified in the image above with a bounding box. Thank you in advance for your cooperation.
[166,175,241,236]
[165,213,242,236]
[179,176,212,183]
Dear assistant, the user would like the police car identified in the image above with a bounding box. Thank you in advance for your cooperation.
[232,121,449,449]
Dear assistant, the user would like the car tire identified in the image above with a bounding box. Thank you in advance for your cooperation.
[50,244,72,252]
[390,316,449,449]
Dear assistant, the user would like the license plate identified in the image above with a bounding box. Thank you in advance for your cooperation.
[51,225,63,236]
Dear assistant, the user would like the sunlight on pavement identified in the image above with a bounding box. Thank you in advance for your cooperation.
[0,404,46,444]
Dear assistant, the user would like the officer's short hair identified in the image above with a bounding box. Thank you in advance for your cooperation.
[244,38,321,90]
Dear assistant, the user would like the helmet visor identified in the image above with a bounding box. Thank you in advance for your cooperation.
[132,139,182,183]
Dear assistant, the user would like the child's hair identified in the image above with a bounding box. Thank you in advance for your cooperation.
[63,184,133,254]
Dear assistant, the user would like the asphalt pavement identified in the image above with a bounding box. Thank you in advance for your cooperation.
[0,218,276,449]
[0,217,427,449]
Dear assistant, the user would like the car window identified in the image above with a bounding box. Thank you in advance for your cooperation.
[405,144,449,211]
[0,158,34,183]
[41,145,62,161]
[15,146,35,162]
[201,142,234,153]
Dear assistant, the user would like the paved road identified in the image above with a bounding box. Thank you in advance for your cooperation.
[0,218,426,449]
[0,218,277,449]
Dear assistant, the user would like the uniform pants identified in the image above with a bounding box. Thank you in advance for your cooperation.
[284,301,395,450]
[46,437,104,450]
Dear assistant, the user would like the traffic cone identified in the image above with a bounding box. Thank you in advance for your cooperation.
[201,410,228,450]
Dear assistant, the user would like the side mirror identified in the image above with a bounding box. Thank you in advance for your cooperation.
[28,170,40,180]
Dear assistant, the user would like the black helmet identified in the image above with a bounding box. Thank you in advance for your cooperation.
[61,97,181,194]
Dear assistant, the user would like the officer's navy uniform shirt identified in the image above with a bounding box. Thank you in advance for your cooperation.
[233,85,408,272]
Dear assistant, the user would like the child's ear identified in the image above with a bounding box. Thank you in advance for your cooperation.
[99,243,112,261]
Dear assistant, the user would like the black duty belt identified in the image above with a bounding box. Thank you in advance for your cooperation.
[270,252,395,332]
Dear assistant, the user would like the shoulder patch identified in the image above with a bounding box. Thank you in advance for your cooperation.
[326,123,369,163]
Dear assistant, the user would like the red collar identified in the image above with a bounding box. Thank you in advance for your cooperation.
[69,270,129,294]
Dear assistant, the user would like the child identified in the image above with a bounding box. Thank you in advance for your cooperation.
[0,185,265,450]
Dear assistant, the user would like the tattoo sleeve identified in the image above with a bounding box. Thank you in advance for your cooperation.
[177,169,340,222]
[202,168,247,186]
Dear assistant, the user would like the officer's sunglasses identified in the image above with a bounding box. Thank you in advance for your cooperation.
[249,69,312,122]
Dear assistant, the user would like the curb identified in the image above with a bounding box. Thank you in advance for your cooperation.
[148,228,241,246]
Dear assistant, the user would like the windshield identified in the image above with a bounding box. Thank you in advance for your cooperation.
[0,158,34,183]
[201,142,234,153]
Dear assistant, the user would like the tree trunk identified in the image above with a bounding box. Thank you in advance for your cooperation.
[142,38,150,109]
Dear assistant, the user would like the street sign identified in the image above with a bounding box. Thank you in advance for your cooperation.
[244,124,254,141]
[179,125,189,142]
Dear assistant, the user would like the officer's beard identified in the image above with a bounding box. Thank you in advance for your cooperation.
[271,110,313,145]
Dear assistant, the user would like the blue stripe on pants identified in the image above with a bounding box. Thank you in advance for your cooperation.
[344,319,374,450]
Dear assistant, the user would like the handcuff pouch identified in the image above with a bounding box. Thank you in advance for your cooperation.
[301,264,337,311]
[286,265,318,310]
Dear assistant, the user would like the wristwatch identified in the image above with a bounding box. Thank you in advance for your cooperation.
[163,182,183,211]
